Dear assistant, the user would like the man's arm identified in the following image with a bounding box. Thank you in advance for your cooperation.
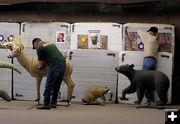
[38,60,45,70]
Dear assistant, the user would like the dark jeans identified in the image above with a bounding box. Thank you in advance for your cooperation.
[142,57,157,71]
[43,61,66,106]
[142,57,157,102]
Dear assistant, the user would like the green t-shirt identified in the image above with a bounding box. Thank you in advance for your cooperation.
[37,42,65,66]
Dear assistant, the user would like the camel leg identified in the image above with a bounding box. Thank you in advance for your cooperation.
[0,90,11,102]
[64,77,75,101]
[64,60,75,103]
[35,76,43,104]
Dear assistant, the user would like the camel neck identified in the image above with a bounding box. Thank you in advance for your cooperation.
[17,52,31,73]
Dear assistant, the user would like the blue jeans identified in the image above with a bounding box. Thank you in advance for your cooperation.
[43,61,66,106]
[142,57,157,71]
[142,57,157,102]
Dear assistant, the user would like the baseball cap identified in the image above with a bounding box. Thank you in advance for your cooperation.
[147,27,158,33]
[32,38,41,49]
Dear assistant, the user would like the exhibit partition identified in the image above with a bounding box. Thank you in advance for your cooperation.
[0,22,20,98]
[68,22,122,102]
[0,22,175,104]
[13,22,71,100]
[118,23,175,104]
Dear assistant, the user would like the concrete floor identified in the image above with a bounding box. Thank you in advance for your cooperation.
[0,100,179,124]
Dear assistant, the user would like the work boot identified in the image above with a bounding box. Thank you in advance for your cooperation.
[51,104,57,108]
[37,105,50,110]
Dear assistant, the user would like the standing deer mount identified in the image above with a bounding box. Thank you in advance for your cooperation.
[1,36,75,105]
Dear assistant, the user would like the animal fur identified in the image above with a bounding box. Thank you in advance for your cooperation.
[115,64,169,105]
[1,36,75,103]
[82,85,112,105]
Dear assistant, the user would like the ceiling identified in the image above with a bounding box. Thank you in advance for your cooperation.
[0,0,178,5]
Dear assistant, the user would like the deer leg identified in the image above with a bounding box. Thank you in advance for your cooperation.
[35,76,43,104]
[64,77,75,101]
[63,61,75,105]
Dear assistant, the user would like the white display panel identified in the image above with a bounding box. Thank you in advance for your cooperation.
[0,49,13,99]
[118,51,144,104]
[63,49,119,102]
[0,22,20,99]
[13,48,46,101]
[0,22,20,43]
[118,51,173,104]
[21,22,71,50]
[157,52,173,104]
[71,22,123,52]
[118,23,175,104]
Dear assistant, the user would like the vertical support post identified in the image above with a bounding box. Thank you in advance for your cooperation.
[11,57,15,100]
[115,71,119,104]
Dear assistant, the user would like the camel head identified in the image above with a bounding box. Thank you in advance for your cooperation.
[1,35,24,58]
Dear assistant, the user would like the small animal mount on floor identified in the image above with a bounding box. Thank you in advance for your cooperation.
[81,85,113,105]
[115,64,169,106]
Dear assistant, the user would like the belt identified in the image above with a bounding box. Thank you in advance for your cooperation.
[145,56,157,60]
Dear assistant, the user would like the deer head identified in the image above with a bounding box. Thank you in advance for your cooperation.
[1,36,24,58]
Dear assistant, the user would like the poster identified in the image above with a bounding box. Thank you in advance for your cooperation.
[99,35,108,49]
[77,33,108,50]
[89,33,99,49]
[125,32,172,53]
[56,31,66,43]
[77,34,88,49]
[71,23,122,51]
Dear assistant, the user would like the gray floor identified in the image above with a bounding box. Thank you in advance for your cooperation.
[0,100,179,124]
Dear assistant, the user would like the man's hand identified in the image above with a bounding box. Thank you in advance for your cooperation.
[38,60,46,70]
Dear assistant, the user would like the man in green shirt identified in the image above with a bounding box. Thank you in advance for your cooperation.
[32,38,66,110]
